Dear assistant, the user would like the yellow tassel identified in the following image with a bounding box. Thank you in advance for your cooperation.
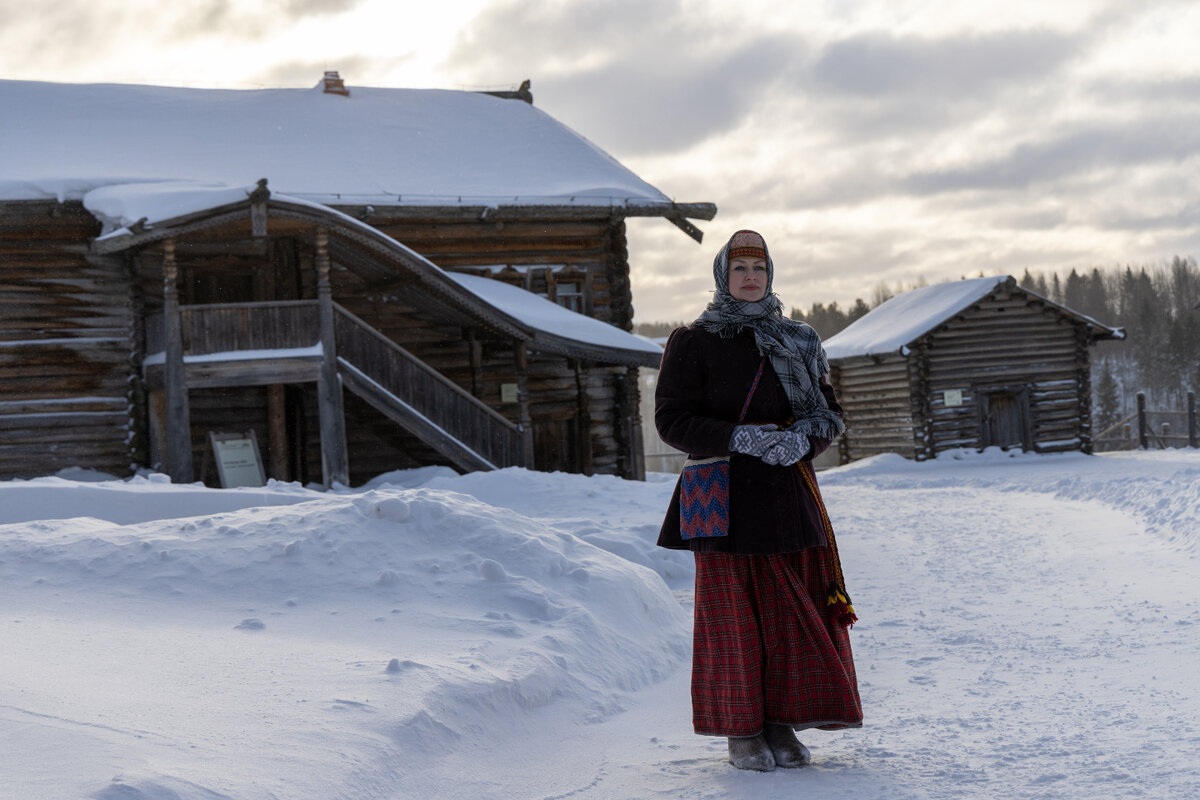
[826,584,857,628]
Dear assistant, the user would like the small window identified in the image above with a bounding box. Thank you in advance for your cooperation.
[556,280,584,312]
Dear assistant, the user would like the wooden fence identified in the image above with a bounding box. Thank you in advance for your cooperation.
[1093,391,1199,451]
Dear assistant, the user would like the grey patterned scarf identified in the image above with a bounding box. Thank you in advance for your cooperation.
[693,231,845,441]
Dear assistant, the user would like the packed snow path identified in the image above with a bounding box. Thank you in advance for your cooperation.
[1,451,1198,799]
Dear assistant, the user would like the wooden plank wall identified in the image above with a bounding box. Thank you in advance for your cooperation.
[830,355,915,463]
[922,291,1089,454]
[331,216,640,478]
[0,202,138,478]
[367,215,634,329]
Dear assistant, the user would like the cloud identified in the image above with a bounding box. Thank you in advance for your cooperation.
[810,29,1083,98]
[532,35,805,155]
[902,118,1200,194]
[449,0,681,75]
[446,0,809,155]
[0,0,366,67]
[173,0,366,41]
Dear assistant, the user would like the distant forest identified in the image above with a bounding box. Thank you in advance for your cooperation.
[634,257,1200,426]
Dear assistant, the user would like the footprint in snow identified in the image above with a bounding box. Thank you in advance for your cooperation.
[235,618,265,631]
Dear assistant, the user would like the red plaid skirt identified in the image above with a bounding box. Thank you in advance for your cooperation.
[691,549,862,736]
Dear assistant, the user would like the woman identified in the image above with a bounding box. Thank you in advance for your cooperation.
[655,229,862,771]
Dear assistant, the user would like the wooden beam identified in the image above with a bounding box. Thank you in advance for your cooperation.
[515,342,534,467]
[162,238,194,482]
[316,228,350,487]
[573,360,594,476]
[666,214,704,243]
[467,329,484,397]
[267,384,290,480]
[332,201,718,224]
[148,389,167,473]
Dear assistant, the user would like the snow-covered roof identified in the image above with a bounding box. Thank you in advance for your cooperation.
[450,274,662,363]
[823,275,1122,360]
[84,182,662,366]
[85,180,258,237]
[0,78,679,212]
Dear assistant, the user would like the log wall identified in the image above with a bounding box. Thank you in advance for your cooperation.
[923,291,1090,455]
[0,202,138,478]
[831,286,1096,463]
[366,215,635,329]
[2,205,646,482]
[830,355,916,463]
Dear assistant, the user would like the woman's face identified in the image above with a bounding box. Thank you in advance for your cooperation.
[728,257,768,302]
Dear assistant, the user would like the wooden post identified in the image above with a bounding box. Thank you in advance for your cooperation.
[315,228,349,487]
[467,329,484,398]
[1137,391,1148,449]
[1077,327,1094,455]
[830,364,851,465]
[1189,391,1197,449]
[515,342,534,467]
[573,360,595,475]
[909,341,934,460]
[267,384,290,481]
[621,366,645,480]
[147,389,167,473]
[162,238,194,482]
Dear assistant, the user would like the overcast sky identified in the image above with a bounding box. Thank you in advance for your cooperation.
[3,0,1198,322]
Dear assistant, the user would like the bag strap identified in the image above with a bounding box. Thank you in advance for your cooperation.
[737,358,767,423]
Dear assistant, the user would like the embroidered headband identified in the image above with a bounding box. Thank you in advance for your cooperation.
[727,229,766,261]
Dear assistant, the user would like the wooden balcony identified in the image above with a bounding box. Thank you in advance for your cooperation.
[145,301,527,472]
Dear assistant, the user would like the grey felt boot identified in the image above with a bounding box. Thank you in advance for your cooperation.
[763,723,811,768]
[727,734,776,771]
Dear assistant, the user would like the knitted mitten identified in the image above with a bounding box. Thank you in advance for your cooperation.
[761,429,811,466]
[727,734,776,771]
[763,723,811,768]
[729,424,783,457]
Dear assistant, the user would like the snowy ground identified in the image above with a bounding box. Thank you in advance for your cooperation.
[2,449,1199,800]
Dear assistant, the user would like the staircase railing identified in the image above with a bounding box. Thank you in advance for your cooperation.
[333,304,526,470]
[148,301,527,471]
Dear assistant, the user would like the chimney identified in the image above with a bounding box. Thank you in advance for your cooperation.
[322,71,349,97]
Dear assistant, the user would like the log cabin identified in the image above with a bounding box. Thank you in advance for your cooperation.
[0,74,715,486]
[822,275,1123,463]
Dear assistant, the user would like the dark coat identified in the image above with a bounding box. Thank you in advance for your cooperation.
[655,326,842,555]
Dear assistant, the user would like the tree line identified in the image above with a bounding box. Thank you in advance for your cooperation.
[635,257,1200,428]
[1019,257,1200,428]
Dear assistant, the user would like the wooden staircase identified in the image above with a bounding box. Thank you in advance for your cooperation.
[332,305,526,471]
[146,301,528,473]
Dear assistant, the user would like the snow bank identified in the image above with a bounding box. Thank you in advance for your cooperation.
[4,451,1200,799]
[821,448,1200,552]
[0,468,686,798]
[0,472,317,525]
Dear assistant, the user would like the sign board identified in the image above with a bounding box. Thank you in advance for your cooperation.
[943,389,964,408]
[208,431,266,488]
[500,382,519,404]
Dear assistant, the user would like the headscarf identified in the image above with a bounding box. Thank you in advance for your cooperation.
[693,229,845,441]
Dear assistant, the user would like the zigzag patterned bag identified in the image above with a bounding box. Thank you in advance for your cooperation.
[679,359,765,540]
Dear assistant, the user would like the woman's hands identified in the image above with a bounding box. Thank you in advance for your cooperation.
[730,424,813,465]
[729,424,785,456]
[761,429,811,466]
